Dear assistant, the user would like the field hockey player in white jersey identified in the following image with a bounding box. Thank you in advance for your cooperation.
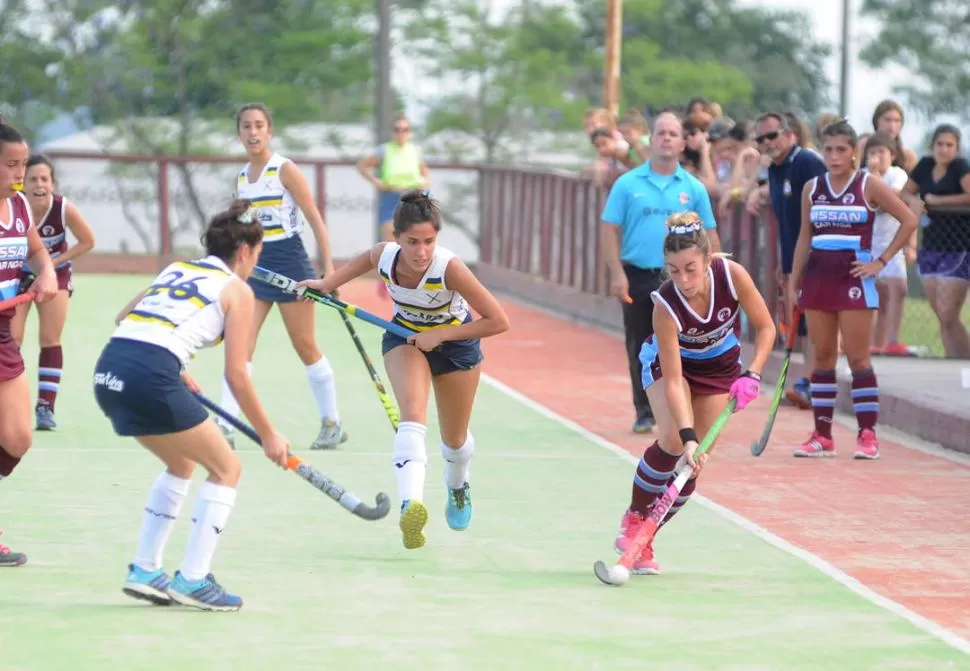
[94,199,290,612]
[218,102,345,451]
[297,190,510,549]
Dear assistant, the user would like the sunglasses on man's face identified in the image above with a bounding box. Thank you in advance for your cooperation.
[756,130,781,144]
[394,126,410,133]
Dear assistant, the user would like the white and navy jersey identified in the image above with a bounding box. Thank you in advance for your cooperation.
[377,243,469,331]
[236,152,300,242]
[112,256,236,366]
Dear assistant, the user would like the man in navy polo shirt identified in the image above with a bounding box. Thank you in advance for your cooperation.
[757,111,826,409]
[601,111,720,433]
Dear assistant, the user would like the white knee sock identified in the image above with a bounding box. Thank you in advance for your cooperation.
[179,481,237,582]
[441,432,476,490]
[218,362,253,425]
[306,357,339,422]
[133,471,191,572]
[392,422,427,506]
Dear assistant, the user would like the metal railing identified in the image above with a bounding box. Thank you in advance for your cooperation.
[43,151,966,358]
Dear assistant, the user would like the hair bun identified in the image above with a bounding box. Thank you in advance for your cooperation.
[665,212,702,235]
[400,189,430,204]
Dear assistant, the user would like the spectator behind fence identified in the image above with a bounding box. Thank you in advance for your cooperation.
[356,114,430,245]
[757,111,827,409]
[864,132,916,355]
[901,124,970,358]
[589,128,629,190]
[680,119,716,193]
[871,99,918,172]
[600,111,720,434]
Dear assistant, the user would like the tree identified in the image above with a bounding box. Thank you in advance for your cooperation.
[0,0,67,139]
[576,0,832,118]
[403,0,587,163]
[859,0,970,121]
[35,0,375,253]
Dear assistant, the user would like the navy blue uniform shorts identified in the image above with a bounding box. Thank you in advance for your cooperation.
[248,235,316,303]
[94,338,208,437]
[381,330,483,377]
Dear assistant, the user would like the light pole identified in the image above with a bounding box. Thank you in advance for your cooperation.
[603,0,623,116]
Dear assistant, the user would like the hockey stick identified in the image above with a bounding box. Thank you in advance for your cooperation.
[593,398,736,586]
[251,265,413,339]
[0,292,35,312]
[249,265,402,431]
[193,391,391,521]
[750,305,801,457]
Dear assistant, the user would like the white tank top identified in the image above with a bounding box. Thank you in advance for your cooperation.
[235,152,300,242]
[112,255,236,365]
[871,166,909,251]
[376,243,469,331]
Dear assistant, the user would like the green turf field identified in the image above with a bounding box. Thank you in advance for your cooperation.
[2,275,969,670]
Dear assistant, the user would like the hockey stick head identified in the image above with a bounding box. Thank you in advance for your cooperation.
[353,492,392,520]
[251,265,299,293]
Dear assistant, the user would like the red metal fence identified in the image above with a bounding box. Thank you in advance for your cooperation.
[43,151,959,358]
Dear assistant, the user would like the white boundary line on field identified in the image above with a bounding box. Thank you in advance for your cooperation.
[482,373,970,656]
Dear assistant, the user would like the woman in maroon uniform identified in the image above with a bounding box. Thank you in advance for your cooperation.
[789,120,917,460]
[11,154,95,431]
[0,117,59,566]
[613,212,776,575]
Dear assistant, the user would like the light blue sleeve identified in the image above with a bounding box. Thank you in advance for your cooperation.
[601,176,629,227]
[692,178,717,230]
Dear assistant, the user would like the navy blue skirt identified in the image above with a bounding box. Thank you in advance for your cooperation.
[249,235,316,303]
[94,338,208,437]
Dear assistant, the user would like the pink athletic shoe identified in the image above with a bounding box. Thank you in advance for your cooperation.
[853,429,880,460]
[793,432,836,458]
[614,510,661,575]
[614,509,643,555]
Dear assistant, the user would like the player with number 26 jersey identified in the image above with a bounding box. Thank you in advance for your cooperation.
[93,199,291,612]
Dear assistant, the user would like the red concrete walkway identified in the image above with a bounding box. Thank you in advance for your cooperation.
[344,281,970,639]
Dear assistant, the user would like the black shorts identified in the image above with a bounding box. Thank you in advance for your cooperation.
[381,331,483,376]
[94,338,208,437]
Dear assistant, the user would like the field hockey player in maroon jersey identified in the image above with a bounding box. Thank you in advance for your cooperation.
[0,117,59,566]
[11,154,96,430]
[613,212,776,575]
[789,120,917,460]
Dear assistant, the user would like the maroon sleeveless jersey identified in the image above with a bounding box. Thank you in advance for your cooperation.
[807,171,876,251]
[36,195,70,268]
[640,256,742,396]
[799,171,880,312]
[0,192,32,320]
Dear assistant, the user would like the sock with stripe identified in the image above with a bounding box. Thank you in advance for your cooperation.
[629,440,681,516]
[179,482,237,582]
[809,370,837,439]
[218,362,253,427]
[659,476,697,528]
[306,356,339,422]
[37,345,63,410]
[133,471,191,572]
[851,368,879,433]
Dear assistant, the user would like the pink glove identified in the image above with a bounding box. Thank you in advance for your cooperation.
[729,371,761,411]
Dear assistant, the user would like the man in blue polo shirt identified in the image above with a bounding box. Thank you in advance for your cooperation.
[601,111,720,434]
[756,111,827,410]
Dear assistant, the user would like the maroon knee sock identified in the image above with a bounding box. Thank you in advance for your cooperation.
[38,345,63,410]
[629,440,681,516]
[659,476,697,527]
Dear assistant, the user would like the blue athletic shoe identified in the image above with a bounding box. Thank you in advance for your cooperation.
[166,571,242,612]
[122,564,173,606]
[445,483,473,531]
